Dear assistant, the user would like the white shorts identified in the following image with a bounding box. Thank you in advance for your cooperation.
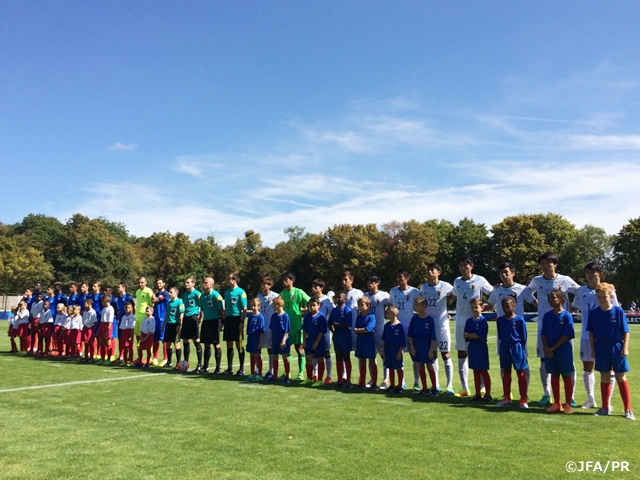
[434,322,451,353]
[579,338,594,362]
[454,321,468,352]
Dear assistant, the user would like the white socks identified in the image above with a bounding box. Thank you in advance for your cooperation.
[433,357,440,388]
[540,363,550,397]
[583,370,595,402]
[444,357,454,390]
[458,357,469,392]
[326,357,333,379]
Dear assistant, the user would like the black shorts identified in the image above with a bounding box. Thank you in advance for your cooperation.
[223,316,244,342]
[164,323,178,344]
[181,315,200,340]
[200,319,221,345]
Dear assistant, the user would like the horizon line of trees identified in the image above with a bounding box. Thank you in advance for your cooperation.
[1,212,639,303]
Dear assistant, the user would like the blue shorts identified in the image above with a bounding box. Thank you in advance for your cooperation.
[246,333,262,354]
[154,318,165,342]
[383,344,403,370]
[333,333,352,353]
[595,342,630,374]
[355,334,376,359]
[304,337,326,357]
[499,342,528,372]
[468,341,489,371]
[272,335,290,356]
[410,343,434,365]
[544,342,574,375]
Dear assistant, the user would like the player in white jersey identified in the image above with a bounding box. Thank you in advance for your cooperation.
[311,278,335,383]
[571,262,618,409]
[342,271,364,352]
[520,251,580,406]
[486,262,531,387]
[389,269,422,391]
[419,263,454,394]
[450,255,493,396]
[364,274,391,388]
[257,276,279,380]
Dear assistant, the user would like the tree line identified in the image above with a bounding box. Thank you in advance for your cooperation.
[1,212,639,303]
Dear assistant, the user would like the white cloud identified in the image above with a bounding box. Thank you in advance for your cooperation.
[108,142,138,151]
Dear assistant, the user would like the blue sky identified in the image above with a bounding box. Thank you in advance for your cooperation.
[1,1,639,245]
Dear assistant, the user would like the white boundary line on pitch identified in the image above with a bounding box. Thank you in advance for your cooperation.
[0,373,162,393]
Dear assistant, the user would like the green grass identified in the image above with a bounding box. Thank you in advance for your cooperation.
[1,324,638,479]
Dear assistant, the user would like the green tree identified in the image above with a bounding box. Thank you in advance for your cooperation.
[59,214,142,286]
[0,236,54,292]
[383,220,438,285]
[612,218,640,303]
[562,225,613,282]
[11,214,65,273]
[303,224,386,291]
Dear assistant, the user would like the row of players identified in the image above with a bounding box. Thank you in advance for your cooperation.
[5,252,632,416]
[8,273,632,420]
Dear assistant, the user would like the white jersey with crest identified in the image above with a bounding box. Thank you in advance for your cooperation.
[419,281,453,327]
[389,286,421,330]
[452,275,493,324]
[257,291,279,322]
[521,274,579,335]
[345,288,364,321]
[364,290,391,336]
[572,285,619,340]
[488,283,527,318]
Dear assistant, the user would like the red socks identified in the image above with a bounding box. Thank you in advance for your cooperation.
[551,375,561,406]
[563,376,572,405]
[317,359,325,381]
[273,357,279,377]
[419,366,428,390]
[473,370,482,396]
[257,357,263,376]
[481,371,491,396]
[337,361,344,381]
[359,362,366,385]
[397,369,404,388]
[428,368,436,389]
[517,371,527,401]
[284,357,290,377]
[618,380,631,411]
[502,372,512,398]
[306,362,314,380]
[153,341,160,360]
[345,360,352,382]
[389,370,396,388]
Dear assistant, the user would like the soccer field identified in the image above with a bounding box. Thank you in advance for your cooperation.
[1,325,638,480]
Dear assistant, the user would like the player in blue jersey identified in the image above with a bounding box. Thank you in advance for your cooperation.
[67,282,79,306]
[302,297,327,386]
[257,276,279,380]
[152,278,170,366]
[588,283,634,420]
[245,298,265,380]
[464,298,492,402]
[408,297,438,396]
[311,278,334,384]
[354,296,377,391]
[541,290,575,414]
[114,282,135,362]
[381,306,406,393]
[328,291,353,388]
[269,297,291,384]
[77,282,89,312]
[496,296,529,409]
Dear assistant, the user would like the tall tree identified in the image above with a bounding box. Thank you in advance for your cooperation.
[612,218,640,303]
[0,236,54,292]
